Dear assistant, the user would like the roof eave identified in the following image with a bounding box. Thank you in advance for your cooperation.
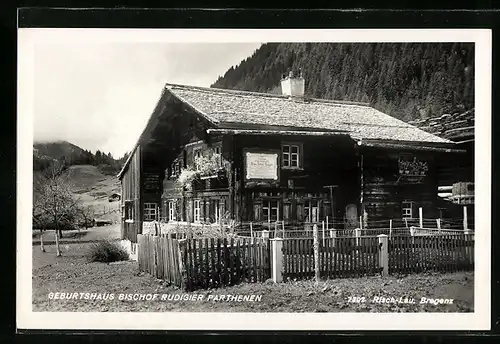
[117,85,220,180]
[206,128,351,137]
[357,139,466,153]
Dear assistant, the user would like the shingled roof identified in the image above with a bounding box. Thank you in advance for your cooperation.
[408,109,474,143]
[166,83,453,145]
[118,83,459,179]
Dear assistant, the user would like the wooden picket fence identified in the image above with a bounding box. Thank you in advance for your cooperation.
[137,234,183,288]
[282,236,382,280]
[388,234,474,274]
[138,232,474,290]
[182,237,271,291]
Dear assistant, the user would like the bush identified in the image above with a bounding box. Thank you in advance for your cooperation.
[86,240,129,263]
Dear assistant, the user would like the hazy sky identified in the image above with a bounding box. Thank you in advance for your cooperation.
[33,42,261,157]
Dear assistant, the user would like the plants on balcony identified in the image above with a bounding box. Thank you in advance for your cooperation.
[398,156,428,176]
[175,153,229,190]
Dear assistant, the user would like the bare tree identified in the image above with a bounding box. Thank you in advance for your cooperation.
[33,161,84,239]
[79,205,96,230]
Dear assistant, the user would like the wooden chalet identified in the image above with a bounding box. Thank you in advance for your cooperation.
[410,109,474,219]
[118,72,464,242]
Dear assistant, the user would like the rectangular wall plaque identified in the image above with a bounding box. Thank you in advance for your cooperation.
[245,152,279,180]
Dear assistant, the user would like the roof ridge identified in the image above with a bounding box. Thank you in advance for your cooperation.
[165,82,372,108]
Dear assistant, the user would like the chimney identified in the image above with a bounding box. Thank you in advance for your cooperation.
[281,69,305,99]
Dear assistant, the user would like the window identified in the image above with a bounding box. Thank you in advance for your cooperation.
[168,200,176,222]
[282,143,301,168]
[194,199,201,222]
[124,201,134,223]
[193,149,203,170]
[402,201,413,218]
[213,145,223,167]
[304,200,319,223]
[263,199,279,222]
[144,202,158,221]
[171,161,181,178]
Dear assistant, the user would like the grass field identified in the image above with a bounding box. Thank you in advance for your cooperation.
[33,240,474,312]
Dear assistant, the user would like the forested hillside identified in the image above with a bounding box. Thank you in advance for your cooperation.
[33,140,129,175]
[211,43,474,122]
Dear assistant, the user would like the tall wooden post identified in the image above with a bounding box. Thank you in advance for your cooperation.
[463,206,468,230]
[419,207,423,228]
[55,230,61,257]
[313,224,320,283]
[377,235,389,277]
[389,219,393,239]
[322,221,325,246]
[40,230,45,252]
[250,222,253,239]
[271,238,283,283]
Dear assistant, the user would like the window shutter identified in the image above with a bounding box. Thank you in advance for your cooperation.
[296,203,304,222]
[220,198,226,219]
[283,202,291,221]
[411,202,418,219]
[186,199,192,223]
[199,199,205,222]
[253,202,261,222]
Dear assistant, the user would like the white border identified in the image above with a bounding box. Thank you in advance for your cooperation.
[17,28,491,331]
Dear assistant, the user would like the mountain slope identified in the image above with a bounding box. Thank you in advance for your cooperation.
[33,140,86,160]
[211,43,474,122]
[33,140,126,175]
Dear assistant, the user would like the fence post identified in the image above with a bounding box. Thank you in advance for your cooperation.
[322,221,325,246]
[55,230,61,257]
[377,234,389,277]
[463,206,468,230]
[330,228,336,247]
[409,227,416,253]
[282,221,285,238]
[261,230,269,240]
[177,239,187,289]
[389,219,393,239]
[359,216,363,230]
[270,238,284,283]
[354,228,361,246]
[313,224,320,283]
[326,216,329,231]
[419,207,423,228]
[250,222,253,238]
[40,231,45,252]
[436,218,441,230]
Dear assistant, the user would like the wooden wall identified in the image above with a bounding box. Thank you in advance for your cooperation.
[120,145,142,242]
[232,134,360,224]
[361,147,440,227]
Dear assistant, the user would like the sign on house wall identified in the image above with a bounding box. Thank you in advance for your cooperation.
[245,152,279,180]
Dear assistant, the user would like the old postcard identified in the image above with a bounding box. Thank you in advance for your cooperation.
[17,28,491,331]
